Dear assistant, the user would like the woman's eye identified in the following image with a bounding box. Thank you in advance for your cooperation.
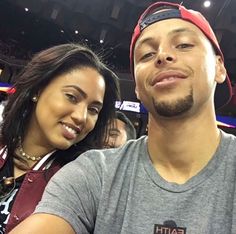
[88,107,99,115]
[65,93,77,103]
[176,43,194,49]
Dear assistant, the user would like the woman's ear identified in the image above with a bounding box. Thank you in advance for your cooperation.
[32,96,38,102]
[215,55,227,84]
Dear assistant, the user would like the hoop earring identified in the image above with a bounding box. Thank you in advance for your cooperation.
[32,96,38,102]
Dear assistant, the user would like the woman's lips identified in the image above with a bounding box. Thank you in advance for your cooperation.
[61,122,81,140]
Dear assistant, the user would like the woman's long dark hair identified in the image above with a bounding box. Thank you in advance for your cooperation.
[1,43,120,165]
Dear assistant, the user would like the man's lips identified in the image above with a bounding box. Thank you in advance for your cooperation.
[150,70,188,86]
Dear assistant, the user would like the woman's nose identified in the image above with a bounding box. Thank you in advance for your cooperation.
[71,104,87,125]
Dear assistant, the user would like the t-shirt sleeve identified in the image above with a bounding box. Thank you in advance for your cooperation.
[34,151,102,233]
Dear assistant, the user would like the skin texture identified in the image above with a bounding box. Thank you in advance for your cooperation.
[134,19,226,184]
[104,118,128,148]
[134,19,225,119]
[10,214,75,234]
[9,18,227,234]
[10,67,106,233]
[22,67,105,161]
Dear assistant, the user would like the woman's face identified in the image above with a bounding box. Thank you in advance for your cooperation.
[28,66,105,151]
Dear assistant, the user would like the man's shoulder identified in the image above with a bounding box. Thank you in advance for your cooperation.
[219,131,236,159]
[221,130,236,144]
[74,136,147,169]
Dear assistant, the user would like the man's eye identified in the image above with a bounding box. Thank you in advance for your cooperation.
[140,52,155,61]
[65,93,77,103]
[176,43,194,49]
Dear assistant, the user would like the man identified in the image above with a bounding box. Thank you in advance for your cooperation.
[10,2,236,234]
[104,111,136,148]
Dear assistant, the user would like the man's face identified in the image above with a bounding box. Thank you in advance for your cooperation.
[133,18,226,118]
[104,118,128,148]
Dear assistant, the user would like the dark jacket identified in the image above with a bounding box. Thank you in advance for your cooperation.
[0,147,61,233]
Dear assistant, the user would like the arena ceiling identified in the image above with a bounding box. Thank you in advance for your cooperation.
[0,0,236,114]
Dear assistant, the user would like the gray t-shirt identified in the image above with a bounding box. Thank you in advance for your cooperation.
[35,131,236,234]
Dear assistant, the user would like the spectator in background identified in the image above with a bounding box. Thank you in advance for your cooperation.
[0,91,7,123]
[0,43,119,233]
[104,111,136,148]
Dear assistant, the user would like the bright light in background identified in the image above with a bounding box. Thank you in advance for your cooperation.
[60,29,64,33]
[25,8,29,11]
[203,0,211,8]
[75,30,79,34]
[99,28,106,44]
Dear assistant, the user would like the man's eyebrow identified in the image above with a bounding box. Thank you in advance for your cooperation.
[135,37,153,51]
[135,27,198,50]
[168,27,198,36]
[64,85,103,106]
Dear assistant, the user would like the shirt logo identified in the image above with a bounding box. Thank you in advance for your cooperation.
[154,220,186,234]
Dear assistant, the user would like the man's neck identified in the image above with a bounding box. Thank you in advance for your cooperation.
[147,112,221,184]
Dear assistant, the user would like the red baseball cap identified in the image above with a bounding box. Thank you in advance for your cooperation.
[130,1,232,109]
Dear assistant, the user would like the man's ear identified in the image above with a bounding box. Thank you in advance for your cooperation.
[215,55,226,84]
[135,86,140,100]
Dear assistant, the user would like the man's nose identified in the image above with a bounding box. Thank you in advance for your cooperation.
[155,46,176,66]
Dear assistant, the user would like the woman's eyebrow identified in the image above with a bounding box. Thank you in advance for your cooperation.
[64,85,103,106]
[64,85,87,98]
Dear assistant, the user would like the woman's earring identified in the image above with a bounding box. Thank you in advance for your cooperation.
[32,96,38,102]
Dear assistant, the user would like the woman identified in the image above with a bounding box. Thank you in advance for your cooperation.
[0,43,119,233]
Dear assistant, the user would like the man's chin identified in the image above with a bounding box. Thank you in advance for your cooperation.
[153,94,193,118]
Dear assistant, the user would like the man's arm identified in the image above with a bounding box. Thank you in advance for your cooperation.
[10,152,102,234]
[9,213,75,234]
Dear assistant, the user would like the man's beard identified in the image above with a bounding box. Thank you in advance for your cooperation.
[152,90,193,117]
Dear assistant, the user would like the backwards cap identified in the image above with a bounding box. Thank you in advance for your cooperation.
[130,1,232,109]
